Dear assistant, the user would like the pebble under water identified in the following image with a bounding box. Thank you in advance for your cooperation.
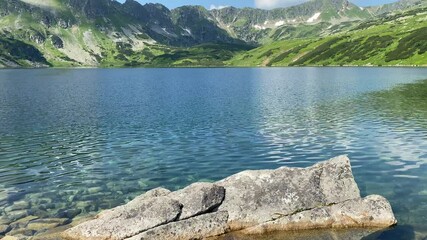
[0,67,427,239]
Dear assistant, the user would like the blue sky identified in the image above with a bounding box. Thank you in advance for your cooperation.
[117,0,399,9]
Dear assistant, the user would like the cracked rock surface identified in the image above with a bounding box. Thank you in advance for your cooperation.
[216,155,361,230]
[168,182,226,220]
[62,155,397,240]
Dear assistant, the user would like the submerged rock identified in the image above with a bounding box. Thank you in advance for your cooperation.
[5,201,30,212]
[6,210,28,222]
[55,209,82,219]
[213,228,382,240]
[0,216,12,225]
[0,224,11,234]
[2,236,20,240]
[6,228,36,237]
[62,155,396,240]
[26,218,71,231]
[9,215,38,229]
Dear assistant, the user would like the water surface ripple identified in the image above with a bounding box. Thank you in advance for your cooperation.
[0,67,427,239]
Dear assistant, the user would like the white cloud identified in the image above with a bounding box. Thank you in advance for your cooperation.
[209,4,229,10]
[254,0,308,9]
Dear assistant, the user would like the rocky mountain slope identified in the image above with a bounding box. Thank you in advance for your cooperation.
[367,0,427,15]
[0,0,247,67]
[211,0,371,44]
[0,0,425,67]
[229,5,427,67]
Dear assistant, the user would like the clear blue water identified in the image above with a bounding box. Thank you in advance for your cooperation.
[0,67,427,238]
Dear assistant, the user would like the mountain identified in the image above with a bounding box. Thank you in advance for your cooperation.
[0,0,248,67]
[211,0,371,44]
[0,0,425,67]
[367,0,427,15]
[120,1,240,46]
[228,5,427,67]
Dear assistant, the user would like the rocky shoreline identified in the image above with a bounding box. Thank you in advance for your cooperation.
[61,155,396,240]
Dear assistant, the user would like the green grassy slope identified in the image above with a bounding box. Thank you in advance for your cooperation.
[211,0,373,44]
[0,1,157,68]
[228,7,427,67]
[1,1,426,68]
[146,43,254,67]
[0,1,252,68]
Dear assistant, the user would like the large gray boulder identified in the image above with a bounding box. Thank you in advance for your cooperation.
[126,211,229,240]
[239,195,397,235]
[96,187,172,219]
[61,155,396,240]
[62,196,182,240]
[169,182,225,220]
[216,155,361,230]
[62,184,226,240]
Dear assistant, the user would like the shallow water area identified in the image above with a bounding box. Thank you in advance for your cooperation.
[1,67,427,239]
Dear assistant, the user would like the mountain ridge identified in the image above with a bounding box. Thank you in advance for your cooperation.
[0,0,425,67]
[228,4,427,67]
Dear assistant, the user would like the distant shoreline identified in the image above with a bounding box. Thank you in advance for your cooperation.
[0,65,426,70]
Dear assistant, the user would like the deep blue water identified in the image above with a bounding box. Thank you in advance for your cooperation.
[0,67,427,238]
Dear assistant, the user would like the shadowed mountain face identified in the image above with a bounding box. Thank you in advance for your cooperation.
[0,0,424,67]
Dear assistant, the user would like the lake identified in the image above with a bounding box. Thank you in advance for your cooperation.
[0,67,427,239]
